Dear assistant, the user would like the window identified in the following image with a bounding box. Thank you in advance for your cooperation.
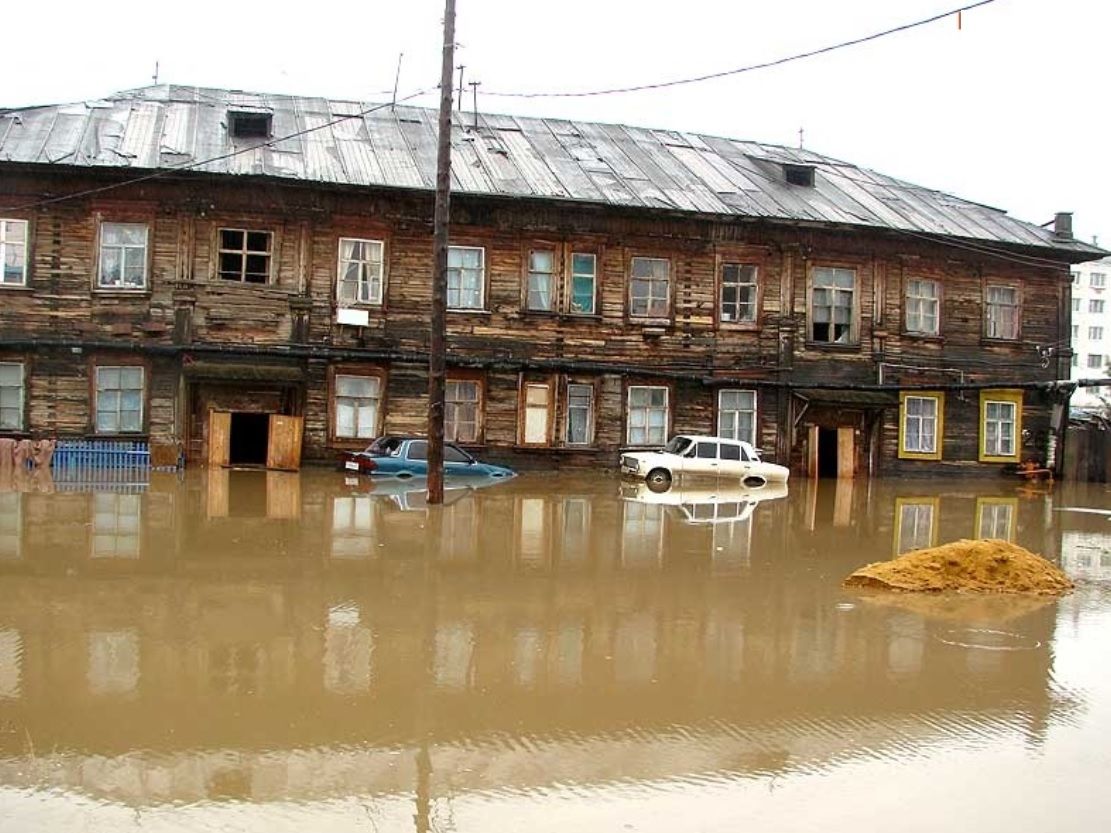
[1091,272,1106,288]
[717,389,756,443]
[1091,299,1105,314]
[228,111,272,139]
[977,499,1015,541]
[94,366,144,433]
[92,493,141,559]
[984,285,1019,339]
[0,362,24,431]
[1087,354,1104,370]
[720,263,757,323]
[334,374,381,439]
[447,246,485,310]
[1072,353,1079,367]
[979,390,1021,462]
[1072,271,1081,284]
[1073,325,1080,340]
[566,383,594,445]
[899,392,944,460]
[626,385,669,445]
[521,381,552,445]
[905,278,940,335]
[218,229,272,284]
[629,257,670,318]
[446,379,481,443]
[0,219,28,286]
[337,238,384,304]
[1073,298,1082,313]
[895,499,937,554]
[1091,327,1104,341]
[570,253,596,314]
[98,223,148,290]
[526,249,556,312]
[811,267,856,344]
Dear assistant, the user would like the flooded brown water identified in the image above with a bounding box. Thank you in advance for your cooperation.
[1,468,1111,831]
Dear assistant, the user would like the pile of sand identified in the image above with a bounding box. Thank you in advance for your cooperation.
[844,539,1074,596]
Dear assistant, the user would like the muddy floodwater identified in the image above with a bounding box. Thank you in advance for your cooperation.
[2,468,1111,832]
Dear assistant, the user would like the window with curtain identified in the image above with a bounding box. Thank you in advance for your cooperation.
[334,375,381,439]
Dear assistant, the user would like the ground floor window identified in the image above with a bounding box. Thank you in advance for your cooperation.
[95,366,144,433]
[565,383,594,445]
[446,379,481,443]
[717,389,756,443]
[520,381,553,445]
[899,392,944,460]
[0,362,24,431]
[334,374,381,440]
[979,390,1022,462]
[626,385,669,446]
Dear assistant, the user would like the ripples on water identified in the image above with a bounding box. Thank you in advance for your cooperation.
[1,469,1110,831]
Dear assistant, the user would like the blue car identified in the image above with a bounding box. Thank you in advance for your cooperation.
[339,436,516,479]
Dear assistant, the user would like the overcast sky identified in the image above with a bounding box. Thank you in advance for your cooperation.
[3,0,1108,250]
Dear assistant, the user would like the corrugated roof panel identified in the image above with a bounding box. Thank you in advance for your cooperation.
[521,120,607,203]
[301,112,349,184]
[82,106,130,166]
[119,102,162,168]
[494,123,568,199]
[159,102,194,158]
[38,112,86,164]
[361,111,423,189]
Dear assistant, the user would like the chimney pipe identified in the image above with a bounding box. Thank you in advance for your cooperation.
[1053,212,1073,239]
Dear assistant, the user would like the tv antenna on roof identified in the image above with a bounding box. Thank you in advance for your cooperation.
[152,60,160,86]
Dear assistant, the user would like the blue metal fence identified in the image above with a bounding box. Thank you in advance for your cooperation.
[49,440,152,489]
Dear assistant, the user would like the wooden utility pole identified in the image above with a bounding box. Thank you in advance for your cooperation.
[427,0,456,504]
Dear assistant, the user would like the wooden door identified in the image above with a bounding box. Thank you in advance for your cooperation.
[208,411,231,467]
[837,426,855,479]
[267,415,304,471]
[807,425,820,478]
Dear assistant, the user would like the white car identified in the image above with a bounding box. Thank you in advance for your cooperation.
[620,435,790,490]
[621,480,789,524]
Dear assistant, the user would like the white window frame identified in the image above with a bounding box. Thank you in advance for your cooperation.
[1090,326,1104,341]
[1091,272,1106,288]
[902,395,939,454]
[94,366,145,434]
[336,238,384,305]
[897,501,936,554]
[983,399,1017,458]
[526,249,556,312]
[521,381,553,446]
[97,222,148,290]
[720,263,758,324]
[445,379,481,443]
[218,228,273,284]
[1073,298,1082,313]
[1087,354,1104,370]
[0,219,28,287]
[905,278,940,335]
[569,252,597,315]
[333,374,382,440]
[1091,299,1105,314]
[565,382,594,446]
[0,362,25,431]
[447,246,485,311]
[626,385,669,446]
[985,285,1020,340]
[629,257,671,319]
[717,389,756,444]
[810,266,857,344]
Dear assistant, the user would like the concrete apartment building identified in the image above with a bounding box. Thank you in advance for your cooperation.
[1070,253,1111,409]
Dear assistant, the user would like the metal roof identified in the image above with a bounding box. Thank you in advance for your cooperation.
[1,84,1103,259]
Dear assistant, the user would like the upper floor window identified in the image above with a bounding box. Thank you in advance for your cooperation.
[1092,272,1106,288]
[570,253,597,315]
[1072,271,1081,284]
[1091,299,1105,315]
[984,285,1019,340]
[95,366,144,434]
[1073,325,1080,339]
[0,362,24,431]
[1087,354,1104,370]
[447,246,485,310]
[1073,298,1082,313]
[717,389,756,444]
[337,238,384,305]
[218,229,272,284]
[0,220,28,287]
[720,263,757,324]
[811,266,856,344]
[98,223,148,290]
[334,374,381,440]
[905,278,940,335]
[446,378,482,442]
[629,257,670,318]
[527,249,556,312]
[626,385,668,445]
[1091,326,1104,341]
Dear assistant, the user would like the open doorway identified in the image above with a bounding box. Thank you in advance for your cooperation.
[817,427,838,478]
[807,424,855,479]
[229,413,270,466]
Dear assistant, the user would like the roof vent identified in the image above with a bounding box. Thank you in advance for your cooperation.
[1053,211,1073,240]
[228,110,272,140]
[783,163,815,187]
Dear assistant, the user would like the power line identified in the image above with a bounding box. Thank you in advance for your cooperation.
[0,85,439,214]
[484,0,997,99]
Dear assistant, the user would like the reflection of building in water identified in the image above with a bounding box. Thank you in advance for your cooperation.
[330,496,377,559]
[894,498,938,554]
[324,604,373,694]
[87,630,140,696]
[1061,530,1111,581]
[621,502,664,568]
[976,497,1017,541]
[0,491,20,560]
[0,629,21,699]
[91,493,142,558]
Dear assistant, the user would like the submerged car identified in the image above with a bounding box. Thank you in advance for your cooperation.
[620,434,789,490]
[340,436,516,479]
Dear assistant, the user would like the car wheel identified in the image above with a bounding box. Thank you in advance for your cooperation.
[743,475,767,488]
[646,468,672,492]
[397,471,413,479]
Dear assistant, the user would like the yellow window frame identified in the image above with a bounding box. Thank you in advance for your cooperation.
[898,391,944,461]
[975,497,1018,542]
[893,497,939,555]
[979,389,1023,463]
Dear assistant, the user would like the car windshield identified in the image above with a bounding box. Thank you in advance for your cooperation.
[664,437,693,455]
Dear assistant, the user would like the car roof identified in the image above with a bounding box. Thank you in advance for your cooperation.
[675,434,756,446]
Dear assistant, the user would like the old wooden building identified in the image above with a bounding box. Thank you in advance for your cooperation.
[0,85,1104,475]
